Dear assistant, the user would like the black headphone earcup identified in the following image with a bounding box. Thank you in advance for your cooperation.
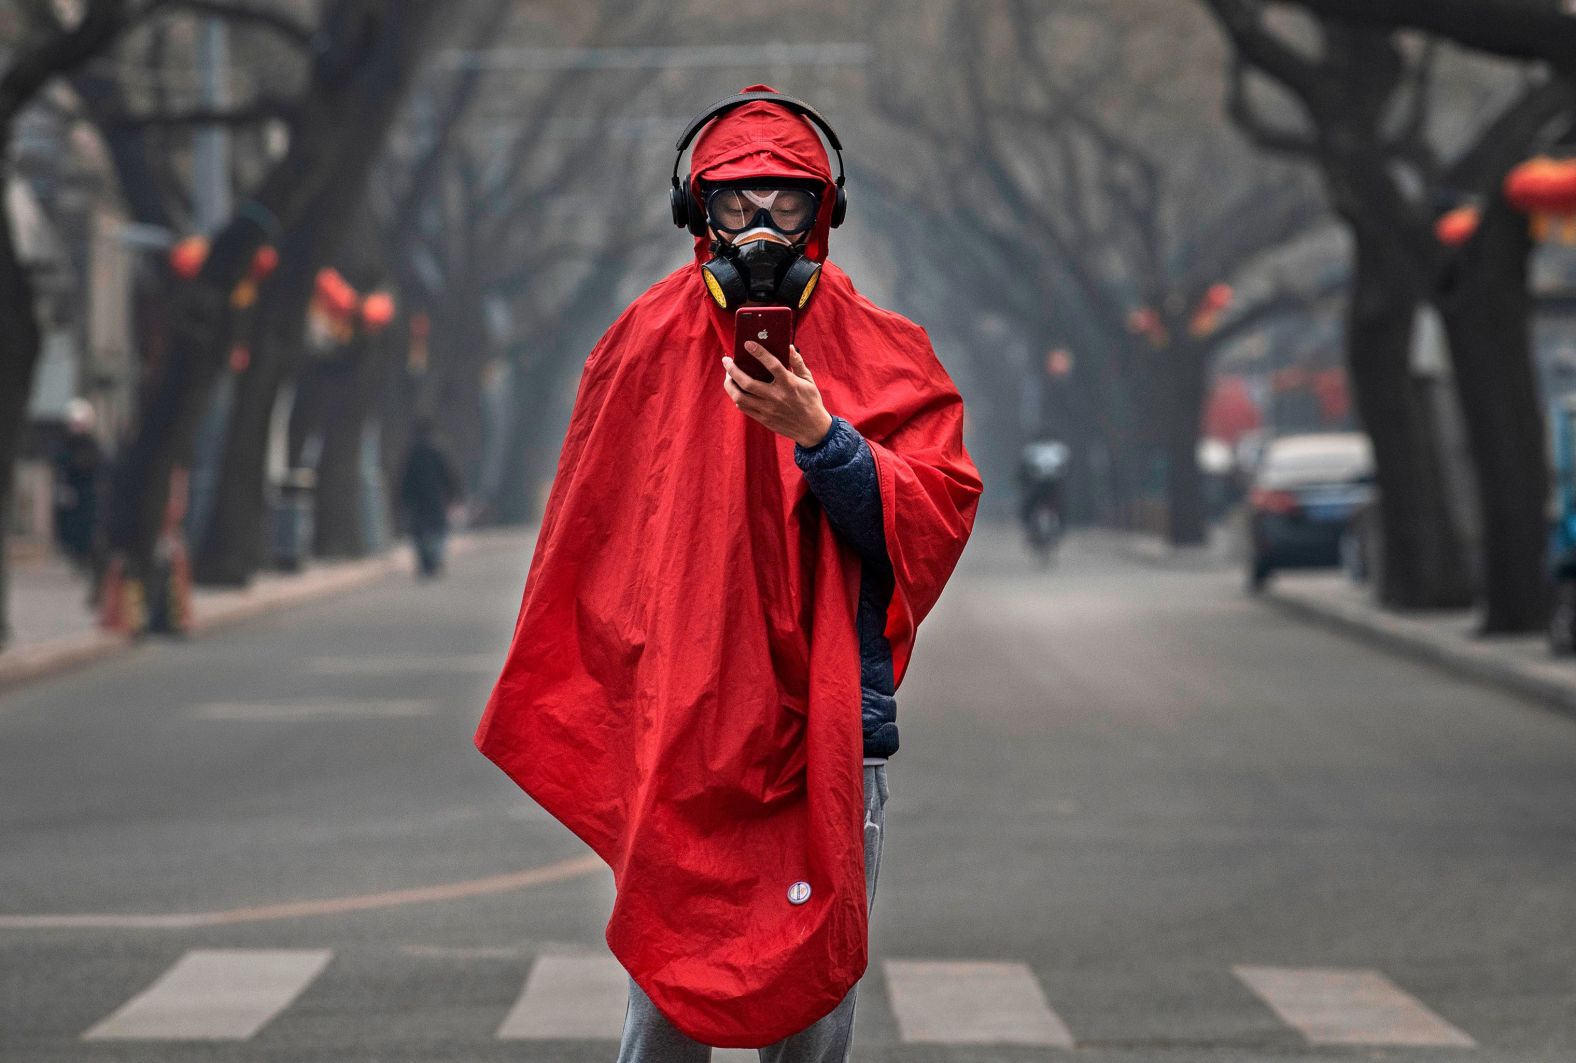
[670,179,689,230]
[781,257,823,310]
[829,186,847,228]
[685,178,710,238]
[700,258,748,309]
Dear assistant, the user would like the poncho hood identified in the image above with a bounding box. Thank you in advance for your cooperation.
[475,85,982,1047]
[687,83,836,266]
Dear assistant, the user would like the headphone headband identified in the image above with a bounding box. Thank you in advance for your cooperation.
[670,90,846,190]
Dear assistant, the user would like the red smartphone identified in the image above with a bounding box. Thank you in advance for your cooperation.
[733,307,795,383]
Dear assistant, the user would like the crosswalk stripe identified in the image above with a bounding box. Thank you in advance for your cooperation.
[82,949,333,1041]
[884,959,1075,1045]
[493,955,827,1054]
[1233,965,1477,1047]
[497,955,628,1039]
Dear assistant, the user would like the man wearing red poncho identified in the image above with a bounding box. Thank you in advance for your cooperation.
[474,86,982,1059]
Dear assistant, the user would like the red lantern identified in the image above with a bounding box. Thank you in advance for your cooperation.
[1312,368,1350,423]
[1435,205,1480,247]
[314,268,359,321]
[169,236,209,281]
[249,246,279,282]
[1204,375,1261,444]
[1203,283,1233,312]
[1505,156,1576,213]
[361,292,396,333]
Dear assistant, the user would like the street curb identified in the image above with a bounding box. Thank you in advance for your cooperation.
[1260,583,1576,721]
[0,528,533,695]
[0,629,135,695]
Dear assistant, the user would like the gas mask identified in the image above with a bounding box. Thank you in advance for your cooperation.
[698,184,824,310]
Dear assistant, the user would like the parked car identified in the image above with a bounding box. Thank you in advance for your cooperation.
[1246,432,1375,591]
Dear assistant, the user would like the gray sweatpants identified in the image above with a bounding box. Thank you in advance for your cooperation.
[616,762,890,1063]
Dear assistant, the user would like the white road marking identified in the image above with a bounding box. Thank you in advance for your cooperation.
[884,959,1075,1045]
[497,954,628,1039]
[82,949,332,1041]
[306,654,499,675]
[493,955,768,1054]
[190,699,433,721]
[0,854,603,930]
[1233,965,1477,1047]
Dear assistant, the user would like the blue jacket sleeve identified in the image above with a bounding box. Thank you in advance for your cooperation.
[793,414,890,571]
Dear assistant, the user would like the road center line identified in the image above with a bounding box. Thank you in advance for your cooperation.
[0,854,605,930]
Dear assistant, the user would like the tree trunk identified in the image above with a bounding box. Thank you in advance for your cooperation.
[103,1,440,611]
[190,274,311,585]
[1162,347,1210,546]
[312,339,382,558]
[0,177,44,649]
[1346,235,1473,609]
[193,198,374,585]
[1434,197,1549,632]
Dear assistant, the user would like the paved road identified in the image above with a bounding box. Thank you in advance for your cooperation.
[3,526,1574,1062]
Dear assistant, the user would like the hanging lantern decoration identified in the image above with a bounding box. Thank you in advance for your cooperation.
[311,268,361,345]
[1312,367,1350,424]
[1434,205,1480,247]
[315,268,358,319]
[1044,347,1073,378]
[361,291,396,334]
[1188,283,1234,338]
[307,266,360,345]
[169,236,209,281]
[250,245,279,281]
[1504,155,1576,243]
[1203,374,1261,445]
[1127,306,1167,348]
[230,245,281,310]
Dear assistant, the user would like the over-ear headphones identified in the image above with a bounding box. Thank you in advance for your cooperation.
[670,90,848,238]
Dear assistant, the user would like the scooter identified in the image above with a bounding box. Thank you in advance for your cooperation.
[1023,495,1064,569]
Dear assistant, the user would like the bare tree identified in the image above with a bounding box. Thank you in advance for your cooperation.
[0,0,154,647]
[99,0,443,628]
[1204,0,1568,627]
[866,0,1335,544]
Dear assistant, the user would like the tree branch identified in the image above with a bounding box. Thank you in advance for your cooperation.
[1282,0,1576,70]
[154,0,317,50]
[0,0,133,125]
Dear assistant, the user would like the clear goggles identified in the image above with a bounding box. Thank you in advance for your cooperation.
[704,184,820,237]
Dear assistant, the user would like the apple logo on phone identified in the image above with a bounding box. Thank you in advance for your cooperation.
[757,330,769,340]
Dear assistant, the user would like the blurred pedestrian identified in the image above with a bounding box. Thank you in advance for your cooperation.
[399,416,461,578]
[475,86,982,1057]
[52,398,105,601]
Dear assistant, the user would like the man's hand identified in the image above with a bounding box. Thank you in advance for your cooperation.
[721,342,834,448]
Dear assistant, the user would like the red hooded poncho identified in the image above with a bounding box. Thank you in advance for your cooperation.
[474,86,982,1046]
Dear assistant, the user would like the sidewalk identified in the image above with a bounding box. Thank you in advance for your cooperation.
[0,527,533,693]
[1261,571,1576,720]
